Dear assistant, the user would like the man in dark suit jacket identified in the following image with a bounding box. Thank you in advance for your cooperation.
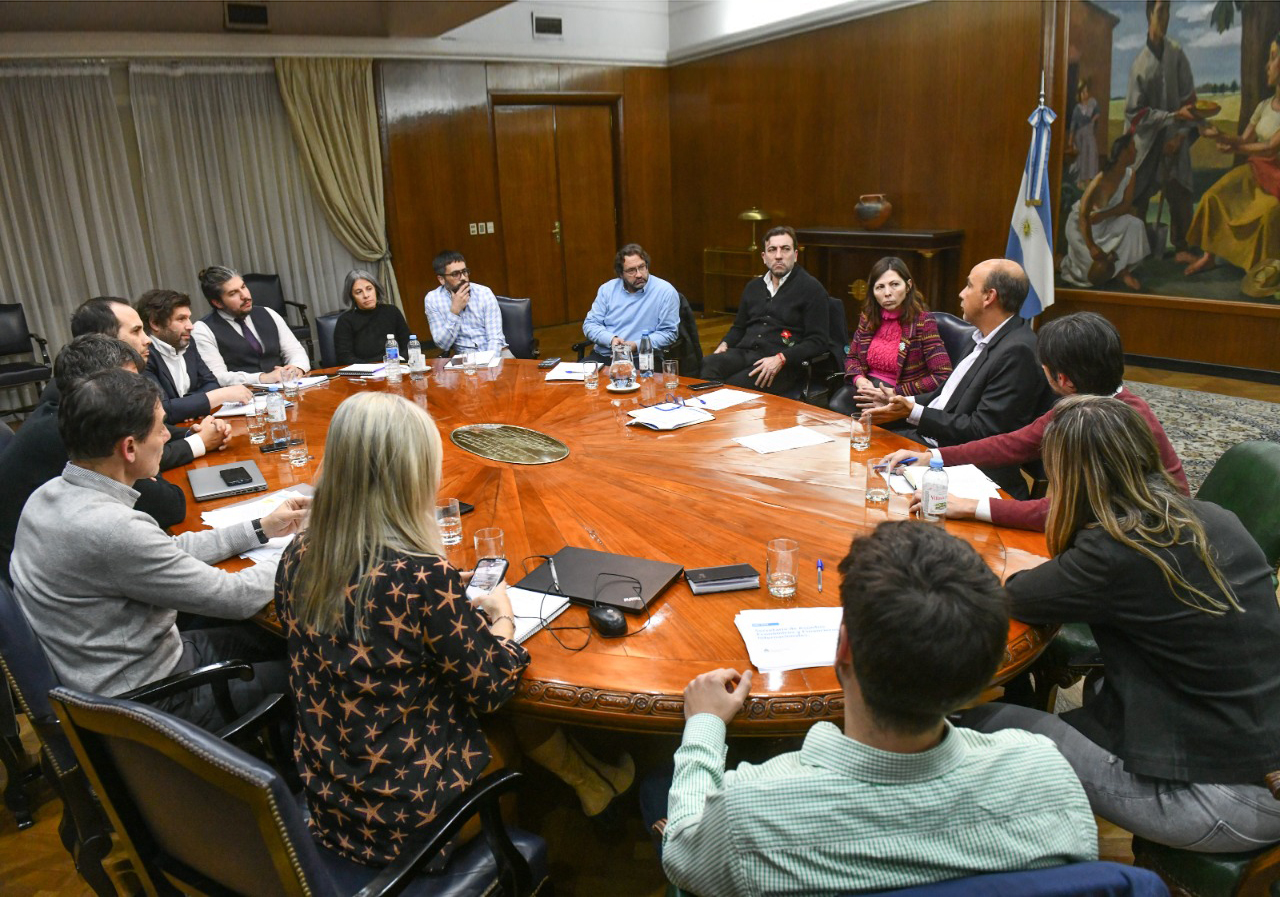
[137,289,253,423]
[860,259,1053,496]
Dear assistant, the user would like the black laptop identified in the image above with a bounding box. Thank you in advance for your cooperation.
[513,546,683,614]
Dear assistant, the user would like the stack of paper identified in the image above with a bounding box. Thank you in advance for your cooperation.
[504,587,572,643]
[626,404,714,431]
[544,362,592,381]
[733,426,834,455]
[338,363,384,376]
[447,351,501,369]
[295,375,329,389]
[695,388,762,411]
[899,463,1001,500]
[734,607,842,672]
[214,399,294,418]
[200,486,312,562]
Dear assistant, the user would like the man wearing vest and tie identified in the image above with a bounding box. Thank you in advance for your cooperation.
[190,265,310,386]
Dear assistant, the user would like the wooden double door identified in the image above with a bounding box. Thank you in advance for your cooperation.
[494,103,619,328]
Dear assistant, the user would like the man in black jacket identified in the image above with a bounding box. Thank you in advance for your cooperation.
[700,226,829,395]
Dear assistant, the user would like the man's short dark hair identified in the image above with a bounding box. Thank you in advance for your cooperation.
[838,521,1009,735]
[762,225,796,249]
[432,251,466,277]
[70,297,129,338]
[984,264,1030,315]
[54,334,144,396]
[198,266,239,307]
[614,243,651,277]
[58,368,160,462]
[136,289,192,332]
[1037,312,1124,395]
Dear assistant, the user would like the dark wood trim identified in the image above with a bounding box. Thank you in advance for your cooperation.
[1058,288,1280,320]
[489,90,622,105]
[1125,354,1280,387]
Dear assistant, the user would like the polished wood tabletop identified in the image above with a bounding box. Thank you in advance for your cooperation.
[178,360,1054,734]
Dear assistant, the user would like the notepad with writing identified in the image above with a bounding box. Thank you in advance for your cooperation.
[503,587,571,643]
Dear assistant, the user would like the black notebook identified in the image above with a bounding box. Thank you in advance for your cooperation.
[513,546,683,614]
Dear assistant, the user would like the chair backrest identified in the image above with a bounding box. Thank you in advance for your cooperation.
[0,419,13,452]
[931,311,979,367]
[315,312,342,369]
[828,295,850,362]
[0,303,35,357]
[674,292,703,376]
[49,685,338,897]
[243,273,286,318]
[496,296,536,359]
[1197,439,1280,569]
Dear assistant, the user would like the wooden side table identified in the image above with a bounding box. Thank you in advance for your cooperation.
[701,246,806,314]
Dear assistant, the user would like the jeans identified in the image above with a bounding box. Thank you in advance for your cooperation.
[960,703,1280,852]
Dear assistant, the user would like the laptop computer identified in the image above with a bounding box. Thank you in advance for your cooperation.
[513,546,683,614]
[187,460,269,502]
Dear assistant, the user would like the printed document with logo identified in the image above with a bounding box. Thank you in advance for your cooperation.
[734,606,842,672]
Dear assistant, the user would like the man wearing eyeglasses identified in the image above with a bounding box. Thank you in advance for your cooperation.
[582,243,679,364]
[424,250,511,357]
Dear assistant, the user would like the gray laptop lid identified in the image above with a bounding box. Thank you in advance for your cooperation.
[187,460,269,502]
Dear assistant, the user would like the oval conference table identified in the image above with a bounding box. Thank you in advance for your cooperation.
[180,360,1055,735]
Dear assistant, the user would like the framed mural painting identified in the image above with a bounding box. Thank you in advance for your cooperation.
[1057,0,1280,306]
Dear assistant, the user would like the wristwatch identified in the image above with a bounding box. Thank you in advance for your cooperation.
[251,518,269,545]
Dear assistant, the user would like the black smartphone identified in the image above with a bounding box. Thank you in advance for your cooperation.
[219,466,253,487]
[688,380,723,391]
[537,357,561,369]
[466,557,509,600]
[459,501,475,515]
[259,439,289,454]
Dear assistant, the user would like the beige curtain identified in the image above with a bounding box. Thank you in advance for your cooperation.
[275,58,401,309]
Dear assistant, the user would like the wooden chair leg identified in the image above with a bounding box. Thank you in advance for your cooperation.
[0,683,38,829]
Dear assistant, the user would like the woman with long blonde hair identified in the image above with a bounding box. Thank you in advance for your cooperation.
[275,393,632,867]
[963,395,1280,853]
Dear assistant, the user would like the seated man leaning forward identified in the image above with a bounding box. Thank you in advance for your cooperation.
[700,225,830,395]
[660,521,1096,897]
[190,265,310,387]
[423,250,511,357]
[582,243,679,364]
[10,369,309,730]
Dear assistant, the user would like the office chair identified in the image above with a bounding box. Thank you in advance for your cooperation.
[315,311,343,369]
[0,303,52,419]
[242,273,314,360]
[780,294,848,406]
[931,311,978,366]
[496,296,540,359]
[50,686,549,897]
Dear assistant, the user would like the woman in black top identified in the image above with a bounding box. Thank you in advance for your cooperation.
[333,269,411,365]
[964,395,1280,853]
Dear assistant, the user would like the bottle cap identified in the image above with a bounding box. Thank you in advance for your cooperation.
[930,458,944,468]
[387,334,394,339]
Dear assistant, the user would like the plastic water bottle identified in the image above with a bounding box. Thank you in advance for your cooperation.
[921,458,949,523]
[407,334,424,380]
[638,331,654,378]
[384,334,402,383]
[265,386,287,444]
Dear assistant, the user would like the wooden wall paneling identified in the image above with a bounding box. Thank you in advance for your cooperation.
[486,63,559,93]
[558,65,625,93]
[380,60,503,340]
[619,67,675,282]
[554,105,619,322]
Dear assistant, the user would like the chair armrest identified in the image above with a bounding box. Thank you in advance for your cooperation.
[798,351,832,371]
[29,332,50,367]
[119,660,253,724]
[531,338,540,359]
[356,770,533,897]
[282,299,309,313]
[571,340,591,361]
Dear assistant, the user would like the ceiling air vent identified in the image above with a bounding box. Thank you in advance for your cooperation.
[531,13,563,41]
[224,1,269,32]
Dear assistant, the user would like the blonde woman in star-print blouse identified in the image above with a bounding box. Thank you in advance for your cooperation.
[275,393,633,868]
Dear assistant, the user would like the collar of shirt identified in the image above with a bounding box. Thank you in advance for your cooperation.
[976,314,1015,350]
[763,268,793,298]
[620,278,648,297]
[800,720,967,784]
[62,462,141,506]
[150,336,186,362]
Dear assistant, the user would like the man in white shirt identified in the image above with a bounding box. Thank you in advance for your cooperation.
[423,250,510,356]
[190,266,309,386]
[137,288,252,423]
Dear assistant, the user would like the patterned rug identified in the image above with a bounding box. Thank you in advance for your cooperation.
[1124,381,1280,495]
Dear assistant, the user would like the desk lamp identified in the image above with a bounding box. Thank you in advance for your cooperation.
[738,208,770,251]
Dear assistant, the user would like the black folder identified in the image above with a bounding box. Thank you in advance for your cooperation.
[513,546,683,614]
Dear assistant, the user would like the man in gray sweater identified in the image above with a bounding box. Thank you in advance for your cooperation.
[11,369,309,729]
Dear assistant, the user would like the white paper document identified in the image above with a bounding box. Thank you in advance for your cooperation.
[448,351,501,369]
[338,363,385,375]
[735,606,842,672]
[899,463,1002,500]
[733,425,835,454]
[296,375,329,389]
[200,486,311,560]
[694,388,762,411]
[504,586,572,643]
[544,362,592,382]
[626,404,714,431]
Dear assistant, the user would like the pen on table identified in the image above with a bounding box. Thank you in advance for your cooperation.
[816,558,824,592]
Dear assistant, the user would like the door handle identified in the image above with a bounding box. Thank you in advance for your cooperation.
[552,221,561,244]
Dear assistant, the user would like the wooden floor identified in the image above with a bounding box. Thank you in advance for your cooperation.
[2,311,1274,896]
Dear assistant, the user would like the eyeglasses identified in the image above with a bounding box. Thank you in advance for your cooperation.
[622,262,648,276]
[445,268,470,279]
[641,392,685,411]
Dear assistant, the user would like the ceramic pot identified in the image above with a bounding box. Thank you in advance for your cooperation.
[855,193,892,229]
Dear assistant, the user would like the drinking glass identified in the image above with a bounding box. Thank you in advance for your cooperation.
[464,354,477,376]
[436,498,463,546]
[287,429,308,467]
[474,527,504,560]
[866,461,889,503]
[766,538,799,599]
[663,359,679,389]
[282,372,301,399]
[584,362,599,389]
[850,412,871,452]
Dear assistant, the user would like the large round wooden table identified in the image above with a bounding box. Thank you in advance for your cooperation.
[182,360,1054,735]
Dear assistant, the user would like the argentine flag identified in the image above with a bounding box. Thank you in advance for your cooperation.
[1006,94,1057,319]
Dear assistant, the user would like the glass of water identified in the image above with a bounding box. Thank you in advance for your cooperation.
[247,405,266,444]
[436,497,463,546]
[663,359,679,389]
[584,362,599,389]
[766,538,799,599]
[850,412,871,452]
[282,372,301,399]
[286,429,308,467]
[463,354,477,376]
[866,460,889,503]
[474,527,504,560]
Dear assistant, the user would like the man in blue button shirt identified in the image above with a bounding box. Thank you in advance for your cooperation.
[582,243,679,364]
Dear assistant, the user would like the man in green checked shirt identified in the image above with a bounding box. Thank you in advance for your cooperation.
[658,522,1097,896]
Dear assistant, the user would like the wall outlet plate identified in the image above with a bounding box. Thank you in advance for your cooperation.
[469,222,478,235]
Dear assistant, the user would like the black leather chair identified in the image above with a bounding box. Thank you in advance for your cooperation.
[0,419,13,452]
[0,303,52,419]
[50,685,549,897]
[931,311,978,366]
[316,311,343,369]
[0,578,267,896]
[496,296,539,359]
[243,273,314,360]
[780,294,848,406]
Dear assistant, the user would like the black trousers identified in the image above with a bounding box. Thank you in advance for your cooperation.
[155,622,286,732]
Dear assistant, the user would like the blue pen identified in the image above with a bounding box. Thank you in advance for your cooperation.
[816,558,824,592]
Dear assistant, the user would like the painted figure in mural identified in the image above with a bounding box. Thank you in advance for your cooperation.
[1183,32,1280,277]
[1068,79,1100,188]
[1124,0,1199,260]
[1061,133,1151,291]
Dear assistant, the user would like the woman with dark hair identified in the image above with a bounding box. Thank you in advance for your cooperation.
[964,395,1280,852]
[1060,132,1149,291]
[843,256,951,396]
[332,269,411,365]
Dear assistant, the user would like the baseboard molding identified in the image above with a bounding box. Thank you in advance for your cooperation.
[1125,354,1280,386]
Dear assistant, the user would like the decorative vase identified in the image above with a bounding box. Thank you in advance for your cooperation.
[855,194,893,230]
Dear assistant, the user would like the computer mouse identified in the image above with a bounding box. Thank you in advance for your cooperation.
[588,605,628,638]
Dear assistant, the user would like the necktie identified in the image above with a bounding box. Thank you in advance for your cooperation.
[237,316,264,356]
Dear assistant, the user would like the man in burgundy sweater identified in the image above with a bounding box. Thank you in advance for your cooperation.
[881,312,1186,531]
